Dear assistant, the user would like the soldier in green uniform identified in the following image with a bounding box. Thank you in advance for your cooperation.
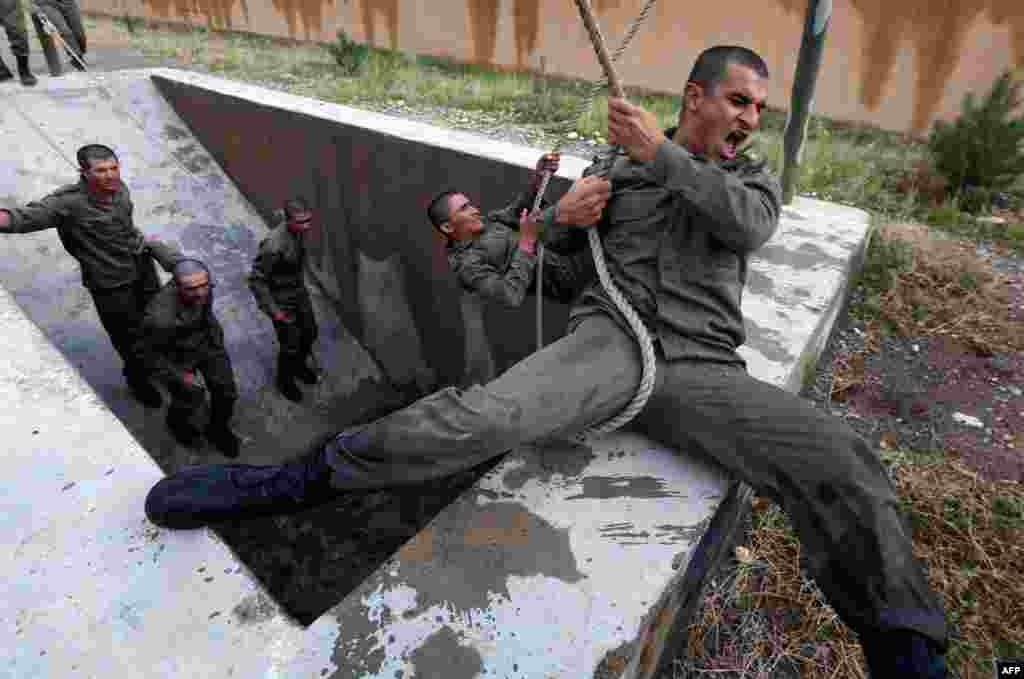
[137,259,241,458]
[428,152,593,308]
[0,144,183,408]
[248,197,320,403]
[0,0,37,85]
[146,47,949,677]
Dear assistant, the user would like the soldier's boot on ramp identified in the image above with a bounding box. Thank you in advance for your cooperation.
[143,432,351,529]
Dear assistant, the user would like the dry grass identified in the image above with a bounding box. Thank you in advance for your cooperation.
[678,456,1024,678]
[832,221,1024,402]
[678,222,1024,678]
[891,451,1024,675]
[868,222,1024,354]
[678,498,869,678]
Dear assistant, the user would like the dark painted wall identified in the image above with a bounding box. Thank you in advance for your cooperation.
[153,74,573,397]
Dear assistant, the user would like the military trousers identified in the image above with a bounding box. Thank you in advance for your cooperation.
[89,261,160,384]
[325,312,948,648]
[0,0,30,57]
[271,293,318,360]
[29,0,84,75]
[164,345,239,426]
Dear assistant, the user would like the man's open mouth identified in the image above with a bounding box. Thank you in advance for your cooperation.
[723,130,749,158]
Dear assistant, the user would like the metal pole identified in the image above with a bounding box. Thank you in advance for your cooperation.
[781,0,831,205]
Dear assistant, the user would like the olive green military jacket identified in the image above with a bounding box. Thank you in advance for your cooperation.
[541,129,782,365]
[136,282,228,379]
[1,180,184,290]
[448,192,593,308]
[247,218,310,318]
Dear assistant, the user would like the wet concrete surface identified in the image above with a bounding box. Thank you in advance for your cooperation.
[0,68,506,624]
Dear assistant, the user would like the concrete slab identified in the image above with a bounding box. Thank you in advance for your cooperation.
[0,68,872,678]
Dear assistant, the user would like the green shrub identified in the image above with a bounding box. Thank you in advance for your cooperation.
[957,185,992,215]
[325,30,369,76]
[928,71,1024,195]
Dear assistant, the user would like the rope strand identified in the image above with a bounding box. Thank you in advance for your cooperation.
[531,0,659,442]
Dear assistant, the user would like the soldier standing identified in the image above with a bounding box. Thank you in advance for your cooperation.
[28,0,85,76]
[248,197,320,403]
[0,0,38,85]
[0,144,183,408]
[136,259,241,457]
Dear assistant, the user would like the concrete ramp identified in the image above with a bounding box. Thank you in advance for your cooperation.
[0,69,871,678]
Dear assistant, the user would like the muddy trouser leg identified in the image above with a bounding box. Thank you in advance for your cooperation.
[324,313,642,489]
[166,372,204,440]
[198,346,239,430]
[273,313,302,374]
[296,297,318,360]
[630,360,948,651]
[90,284,149,383]
[29,10,61,75]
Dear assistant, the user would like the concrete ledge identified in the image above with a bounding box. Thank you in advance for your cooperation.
[1,69,871,678]
[0,282,346,678]
[322,201,871,679]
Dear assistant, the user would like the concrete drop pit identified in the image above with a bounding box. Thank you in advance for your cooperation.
[3,68,872,677]
[1,68,579,625]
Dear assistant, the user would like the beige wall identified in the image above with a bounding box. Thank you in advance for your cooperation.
[83,0,1024,135]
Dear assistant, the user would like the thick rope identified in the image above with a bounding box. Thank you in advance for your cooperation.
[532,0,658,351]
[530,0,659,442]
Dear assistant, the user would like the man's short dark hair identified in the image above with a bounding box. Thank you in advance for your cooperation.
[173,258,211,283]
[687,46,769,93]
[427,190,457,238]
[76,144,118,172]
[283,196,311,220]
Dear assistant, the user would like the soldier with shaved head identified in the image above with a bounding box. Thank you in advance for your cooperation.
[135,258,241,457]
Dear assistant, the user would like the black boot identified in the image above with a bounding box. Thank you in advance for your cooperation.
[276,355,303,402]
[294,353,319,385]
[206,396,241,459]
[144,431,348,529]
[16,56,37,86]
[127,376,163,408]
[0,57,13,82]
[862,630,947,678]
[167,409,202,448]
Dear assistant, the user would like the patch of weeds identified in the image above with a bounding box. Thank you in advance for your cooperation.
[117,13,143,35]
[324,30,368,76]
[798,351,818,392]
[860,221,1024,353]
[1007,222,1024,249]
[992,494,1024,531]
[921,203,967,229]
[852,231,913,303]
[942,496,973,532]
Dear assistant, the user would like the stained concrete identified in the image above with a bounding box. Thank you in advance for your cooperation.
[1,68,871,678]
